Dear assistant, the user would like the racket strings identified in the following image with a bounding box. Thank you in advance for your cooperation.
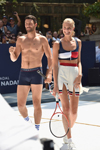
[49,112,69,138]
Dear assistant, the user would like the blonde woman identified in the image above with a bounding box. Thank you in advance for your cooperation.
[53,18,82,150]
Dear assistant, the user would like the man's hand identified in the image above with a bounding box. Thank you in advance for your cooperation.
[44,73,52,84]
[9,46,15,54]
[14,11,18,17]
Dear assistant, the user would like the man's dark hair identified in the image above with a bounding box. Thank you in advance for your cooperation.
[25,15,37,24]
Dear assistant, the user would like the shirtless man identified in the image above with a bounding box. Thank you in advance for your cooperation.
[9,15,52,130]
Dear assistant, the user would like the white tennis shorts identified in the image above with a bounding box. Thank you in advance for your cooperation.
[58,63,80,97]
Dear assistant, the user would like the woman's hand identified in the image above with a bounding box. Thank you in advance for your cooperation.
[74,75,82,88]
[52,85,59,97]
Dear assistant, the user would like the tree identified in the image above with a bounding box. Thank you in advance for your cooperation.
[0,0,39,19]
[0,0,18,17]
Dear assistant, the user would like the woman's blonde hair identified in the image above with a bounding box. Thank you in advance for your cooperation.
[62,18,75,28]
[62,18,75,36]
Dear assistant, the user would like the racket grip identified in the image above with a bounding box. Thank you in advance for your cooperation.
[55,93,59,102]
[37,70,47,79]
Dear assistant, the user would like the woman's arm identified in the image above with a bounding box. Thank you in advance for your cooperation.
[52,41,60,96]
[74,39,82,88]
[53,41,59,86]
[77,39,82,77]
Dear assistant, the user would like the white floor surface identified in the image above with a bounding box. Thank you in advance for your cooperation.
[13,100,100,150]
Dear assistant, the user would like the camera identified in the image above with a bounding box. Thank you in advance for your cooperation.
[13,12,16,15]
[40,138,54,150]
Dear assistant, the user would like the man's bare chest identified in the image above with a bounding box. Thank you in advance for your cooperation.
[21,39,42,51]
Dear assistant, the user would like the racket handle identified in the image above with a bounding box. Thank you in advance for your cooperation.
[37,70,47,79]
[37,70,54,92]
[55,93,59,102]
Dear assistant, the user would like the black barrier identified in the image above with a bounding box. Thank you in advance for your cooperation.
[0,41,95,94]
[81,41,95,86]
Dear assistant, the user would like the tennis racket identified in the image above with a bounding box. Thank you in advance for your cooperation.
[49,93,69,138]
[37,70,54,94]
[37,70,69,138]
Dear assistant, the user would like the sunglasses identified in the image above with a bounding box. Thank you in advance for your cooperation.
[10,20,14,22]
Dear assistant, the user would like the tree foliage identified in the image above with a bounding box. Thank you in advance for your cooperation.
[0,0,39,17]
[83,2,100,19]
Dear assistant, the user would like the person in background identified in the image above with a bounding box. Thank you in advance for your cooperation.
[80,31,85,37]
[7,11,21,36]
[96,41,100,63]
[0,29,6,44]
[58,34,64,39]
[46,32,52,48]
[0,20,7,34]
[9,33,16,44]
[3,30,16,44]
[47,30,52,35]
[53,31,60,41]
[2,15,10,27]
[17,31,23,39]
[5,30,12,44]
[91,24,97,34]
[84,26,92,35]
[58,28,63,37]
[0,19,7,43]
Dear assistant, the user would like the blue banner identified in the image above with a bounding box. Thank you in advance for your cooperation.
[0,44,21,94]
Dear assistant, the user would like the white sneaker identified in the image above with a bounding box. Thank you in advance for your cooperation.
[63,136,68,144]
[61,138,77,150]
[68,141,77,150]
[60,144,68,150]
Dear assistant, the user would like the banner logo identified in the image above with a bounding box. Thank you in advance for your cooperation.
[0,77,19,86]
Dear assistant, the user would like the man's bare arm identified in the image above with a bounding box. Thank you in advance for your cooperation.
[14,12,21,27]
[9,37,21,62]
[42,37,52,82]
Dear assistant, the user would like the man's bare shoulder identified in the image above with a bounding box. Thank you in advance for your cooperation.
[17,34,26,44]
[36,34,46,39]
[36,33,42,37]
[18,34,27,40]
[37,34,48,43]
[17,34,27,42]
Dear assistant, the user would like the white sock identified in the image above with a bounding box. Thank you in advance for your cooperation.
[24,116,29,121]
[35,124,40,130]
